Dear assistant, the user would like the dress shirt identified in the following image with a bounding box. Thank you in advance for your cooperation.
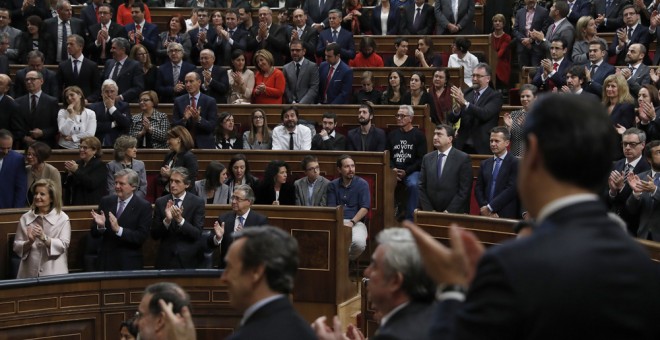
[271,124,312,150]
[542,57,564,81]
[71,55,84,74]
[536,193,599,224]
[164,191,187,227]
[213,208,252,245]
[486,152,507,211]
[57,17,72,62]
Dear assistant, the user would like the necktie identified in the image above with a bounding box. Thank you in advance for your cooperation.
[553,62,559,71]
[136,23,141,32]
[111,62,122,80]
[489,157,502,202]
[624,163,633,178]
[332,30,338,42]
[172,64,180,85]
[190,96,196,110]
[30,94,37,116]
[590,64,598,75]
[630,66,636,75]
[289,132,295,150]
[654,173,660,187]
[236,216,245,231]
[174,198,182,207]
[73,59,79,78]
[116,200,126,218]
[61,21,68,62]
[473,90,480,104]
[324,66,334,102]
[319,0,324,9]
[628,27,633,40]
[296,62,301,78]
[606,0,612,11]
[550,23,556,35]
[413,8,421,29]
[437,153,445,179]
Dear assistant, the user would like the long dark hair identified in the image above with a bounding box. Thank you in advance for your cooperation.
[204,161,226,191]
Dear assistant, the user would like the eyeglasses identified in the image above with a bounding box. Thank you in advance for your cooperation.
[139,98,152,103]
[230,195,249,202]
[394,114,410,119]
[472,74,488,79]
[168,49,183,53]
[622,141,642,148]
[306,166,320,172]
[25,77,40,82]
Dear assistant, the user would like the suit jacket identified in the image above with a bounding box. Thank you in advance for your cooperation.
[58,57,101,101]
[606,157,650,235]
[401,4,435,35]
[0,151,27,209]
[210,209,268,268]
[539,18,576,57]
[346,125,387,152]
[41,17,87,64]
[226,297,316,340]
[418,147,472,213]
[293,25,319,62]
[124,22,159,54]
[255,182,296,205]
[0,96,17,134]
[610,103,636,129]
[431,200,660,339]
[447,87,503,154]
[474,154,519,218]
[159,151,199,193]
[318,60,353,104]
[80,2,100,29]
[376,301,434,340]
[532,58,572,92]
[316,27,355,63]
[627,63,651,97]
[196,66,229,104]
[434,0,476,34]
[6,0,48,31]
[567,0,592,25]
[90,194,152,270]
[592,0,626,32]
[152,193,205,269]
[171,93,218,149]
[294,176,330,206]
[626,170,660,240]
[194,179,229,204]
[283,58,319,104]
[371,5,400,35]
[312,131,346,150]
[216,27,248,59]
[14,67,59,99]
[608,24,651,66]
[87,22,129,65]
[156,61,197,103]
[189,25,218,64]
[88,100,131,146]
[303,0,342,27]
[513,5,549,41]
[102,58,144,103]
[247,23,289,66]
[12,92,59,148]
[64,156,107,206]
[584,61,616,97]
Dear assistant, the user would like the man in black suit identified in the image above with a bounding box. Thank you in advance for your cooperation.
[449,63,503,154]
[418,124,472,214]
[291,8,318,62]
[86,4,128,65]
[156,42,196,103]
[124,2,159,55]
[593,0,626,32]
[567,0,592,25]
[606,128,650,235]
[626,140,660,241]
[562,65,602,101]
[608,5,651,66]
[0,75,17,132]
[41,0,87,64]
[208,184,268,268]
[408,93,660,340]
[584,40,616,98]
[90,169,152,271]
[172,72,217,149]
[89,79,131,147]
[221,226,316,340]
[6,0,48,32]
[12,70,59,149]
[401,0,435,35]
[14,51,59,98]
[346,104,386,152]
[152,167,205,269]
[58,34,100,101]
[622,43,651,97]
[79,0,102,29]
[312,112,346,150]
[474,126,519,219]
[188,8,216,66]
[213,9,246,65]
[316,9,355,63]
[247,6,289,66]
[531,38,573,92]
[196,49,229,103]
[102,37,144,102]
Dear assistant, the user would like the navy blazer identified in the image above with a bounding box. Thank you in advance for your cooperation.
[0,151,27,209]
[316,28,356,62]
[303,0,341,27]
[196,66,229,104]
[41,17,87,64]
[226,297,316,340]
[346,126,387,152]
[606,157,650,235]
[318,60,353,104]
[567,0,592,25]
[90,194,153,271]
[189,25,218,64]
[171,93,218,149]
[102,58,145,103]
[14,67,59,99]
[209,210,268,268]
[371,5,400,35]
[88,100,131,147]
[584,61,616,98]
[608,24,651,65]
[418,147,472,213]
[610,103,636,129]
[86,22,129,65]
[532,58,572,92]
[246,23,289,66]
[474,154,519,218]
[512,5,549,41]
[156,61,197,103]
[79,3,99,29]
[448,87,503,154]
[592,0,626,32]
[124,22,159,53]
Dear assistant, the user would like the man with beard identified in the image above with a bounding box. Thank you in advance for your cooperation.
[271,106,313,150]
[346,104,386,152]
[312,112,346,150]
[562,65,600,101]
[626,140,660,240]
[283,39,319,104]
[620,43,650,97]
[608,5,651,66]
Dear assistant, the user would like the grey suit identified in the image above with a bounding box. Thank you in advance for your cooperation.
[418,147,472,213]
[539,18,575,57]
[626,170,660,241]
[627,63,651,97]
[283,58,319,104]
[434,0,476,34]
[194,179,230,204]
[106,160,148,199]
[294,176,330,206]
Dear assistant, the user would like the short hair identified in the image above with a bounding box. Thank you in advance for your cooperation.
[144,282,191,316]
[328,8,342,18]
[139,90,159,107]
[27,70,43,80]
[27,50,45,63]
[360,103,374,115]
[550,37,568,50]
[56,0,70,10]
[0,129,13,140]
[589,39,607,52]
[80,136,102,157]
[567,65,586,82]
[622,4,638,14]
[554,0,569,17]
[113,135,138,162]
[101,79,119,92]
[98,3,113,13]
[253,49,274,68]
[644,140,660,159]
[68,34,85,48]
[336,154,352,168]
[27,142,52,163]
[114,168,139,188]
[490,126,511,141]
[623,127,646,144]
[399,104,414,117]
[234,184,255,203]
[186,71,201,82]
[170,166,191,185]
[322,112,337,122]
[454,37,471,54]
[131,1,145,12]
[226,8,239,17]
[233,226,299,294]
[519,83,538,95]
[167,126,194,152]
[394,37,408,47]
[31,179,62,213]
[280,106,299,121]
[634,43,647,55]
[492,13,505,23]
[204,161,226,190]
[167,42,184,53]
[523,93,617,192]
[301,155,319,170]
[325,42,341,55]
[435,124,455,138]
[111,37,130,53]
[376,228,435,301]
[289,38,303,49]
[474,62,492,76]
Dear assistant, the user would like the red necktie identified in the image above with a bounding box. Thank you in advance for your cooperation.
[553,62,558,71]
[324,65,334,103]
[190,96,196,110]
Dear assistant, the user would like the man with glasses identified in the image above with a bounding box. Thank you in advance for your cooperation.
[532,37,572,92]
[294,155,330,206]
[89,79,131,147]
[188,8,215,65]
[449,62,503,154]
[12,70,59,149]
[247,6,288,66]
[0,129,26,209]
[156,42,196,103]
[208,184,268,268]
[608,5,651,66]
[15,51,59,98]
[57,34,101,101]
[196,49,229,104]
[87,4,128,65]
[283,39,319,104]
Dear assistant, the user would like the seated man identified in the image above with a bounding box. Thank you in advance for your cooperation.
[294,155,330,206]
[312,112,346,150]
[136,282,192,339]
[271,106,313,150]
[346,104,386,152]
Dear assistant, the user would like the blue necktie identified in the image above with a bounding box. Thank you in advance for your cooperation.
[654,173,660,187]
[174,198,182,207]
[489,157,502,202]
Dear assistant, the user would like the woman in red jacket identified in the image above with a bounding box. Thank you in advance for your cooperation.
[252,49,286,104]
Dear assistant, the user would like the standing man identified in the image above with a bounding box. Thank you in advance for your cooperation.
[418,124,472,214]
[124,2,158,54]
[566,0,592,25]
[15,51,59,98]
[401,0,435,35]
[102,37,144,103]
[449,63,503,154]
[215,9,247,56]
[283,39,319,104]
[87,4,128,65]
[474,126,519,218]
[207,184,268,268]
[512,0,550,67]
[196,49,229,104]
[327,154,370,261]
[531,38,573,92]
[246,7,288,66]
[172,72,217,149]
[0,8,21,63]
[318,43,352,104]
[42,0,86,65]
[627,140,660,241]
[156,42,196,103]
[530,1,575,57]
[592,0,626,32]
[303,0,340,32]
[0,74,16,131]
[608,5,651,66]
[584,40,616,98]
[294,155,330,207]
[312,112,346,150]
[58,34,101,101]
[90,169,152,271]
[271,106,313,150]
[291,8,318,62]
[12,70,59,149]
[79,0,102,29]
[434,0,476,35]
[346,104,386,152]
[89,79,131,147]
[188,8,216,65]
[0,129,26,209]
[388,105,427,221]
[316,9,355,63]
[152,167,205,269]
[621,43,650,97]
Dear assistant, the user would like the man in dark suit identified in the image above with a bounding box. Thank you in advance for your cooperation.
[532,38,572,92]
[303,0,341,31]
[124,2,158,55]
[346,104,386,152]
[283,39,319,104]
[196,49,229,103]
[606,128,650,235]
[562,65,601,101]
[401,0,435,35]
[102,37,144,102]
[418,124,472,214]
[593,0,626,32]
[188,8,217,65]
[0,75,16,132]
[214,9,247,65]
[136,282,192,339]
[567,0,592,25]
[622,43,651,97]
[58,34,101,101]
[316,9,355,63]
[6,0,48,32]
[0,130,26,209]
[89,79,131,147]
[474,127,519,219]
[86,4,128,65]
[318,43,352,104]
[208,184,268,267]
[152,167,205,269]
[291,8,318,62]
[584,40,616,98]
[408,93,660,340]
[12,70,59,149]
[626,140,660,241]
[172,72,217,149]
[79,0,102,29]
[312,112,346,150]
[246,6,289,66]
[449,63,503,154]
[14,51,59,99]
[434,0,476,34]
[156,42,196,103]
[90,168,152,271]
[512,0,550,67]
[41,0,87,64]
[608,5,651,66]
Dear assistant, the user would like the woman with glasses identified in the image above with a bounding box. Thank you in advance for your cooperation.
[215,112,243,149]
[227,49,255,104]
[157,14,192,63]
[106,135,147,198]
[130,44,157,92]
[25,142,61,206]
[58,86,96,150]
[130,91,170,149]
[63,136,107,206]
[255,160,295,205]
[242,109,272,149]
[195,161,230,204]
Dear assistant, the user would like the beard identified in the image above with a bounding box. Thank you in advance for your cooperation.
[358,117,370,126]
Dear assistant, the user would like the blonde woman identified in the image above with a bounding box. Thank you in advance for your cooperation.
[602,74,636,129]
[57,86,97,149]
